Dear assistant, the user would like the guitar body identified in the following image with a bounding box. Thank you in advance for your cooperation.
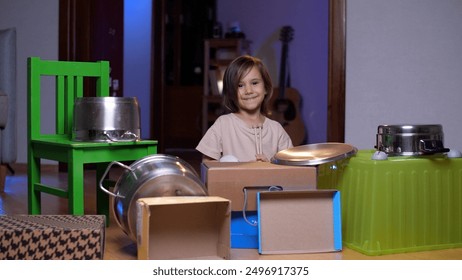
[268,87,306,146]
[266,25,306,146]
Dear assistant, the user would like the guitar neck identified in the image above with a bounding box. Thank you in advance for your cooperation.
[278,43,289,99]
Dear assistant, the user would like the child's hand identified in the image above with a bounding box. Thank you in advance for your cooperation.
[255,154,269,162]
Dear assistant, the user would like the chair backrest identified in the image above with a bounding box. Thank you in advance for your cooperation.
[27,57,110,141]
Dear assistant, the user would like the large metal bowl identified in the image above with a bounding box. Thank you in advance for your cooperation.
[99,154,207,241]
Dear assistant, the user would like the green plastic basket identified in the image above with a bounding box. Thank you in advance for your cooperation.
[318,149,462,256]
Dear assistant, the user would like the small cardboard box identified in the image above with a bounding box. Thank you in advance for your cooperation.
[0,215,105,260]
[257,190,342,254]
[201,161,317,211]
[136,196,231,260]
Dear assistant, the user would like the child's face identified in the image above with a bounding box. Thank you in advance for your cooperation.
[236,66,266,113]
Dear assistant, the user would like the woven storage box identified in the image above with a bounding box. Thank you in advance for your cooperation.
[0,215,105,260]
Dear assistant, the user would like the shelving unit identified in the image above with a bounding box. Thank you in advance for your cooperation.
[202,38,250,134]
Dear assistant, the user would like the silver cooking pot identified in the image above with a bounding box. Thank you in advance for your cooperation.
[376,124,450,156]
[73,97,140,142]
[99,154,208,241]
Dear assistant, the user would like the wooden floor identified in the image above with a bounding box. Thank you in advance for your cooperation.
[2,152,462,260]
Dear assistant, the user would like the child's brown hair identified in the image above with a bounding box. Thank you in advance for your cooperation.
[222,55,273,114]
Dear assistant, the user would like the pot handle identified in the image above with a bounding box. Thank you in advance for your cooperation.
[122,131,140,141]
[99,161,137,198]
[419,139,450,154]
[103,131,139,142]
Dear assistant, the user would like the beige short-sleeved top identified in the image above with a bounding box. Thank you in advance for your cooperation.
[196,113,293,162]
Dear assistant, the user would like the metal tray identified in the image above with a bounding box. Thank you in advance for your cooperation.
[271,142,357,166]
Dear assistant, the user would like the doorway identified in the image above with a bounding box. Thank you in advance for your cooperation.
[59,0,124,96]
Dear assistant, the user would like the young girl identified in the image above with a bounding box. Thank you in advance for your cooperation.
[196,55,293,162]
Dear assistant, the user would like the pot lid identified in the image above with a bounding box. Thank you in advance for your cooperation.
[377,124,443,135]
[271,142,358,166]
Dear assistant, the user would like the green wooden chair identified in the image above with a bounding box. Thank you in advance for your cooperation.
[27,57,158,219]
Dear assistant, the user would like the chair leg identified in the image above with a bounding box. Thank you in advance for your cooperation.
[0,164,7,192]
[27,156,42,214]
[96,163,111,226]
[68,157,85,215]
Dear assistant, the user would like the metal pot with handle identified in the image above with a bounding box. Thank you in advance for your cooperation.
[99,154,207,241]
[375,124,450,156]
[73,96,140,142]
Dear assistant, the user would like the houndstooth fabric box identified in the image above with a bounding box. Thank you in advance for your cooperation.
[0,215,105,260]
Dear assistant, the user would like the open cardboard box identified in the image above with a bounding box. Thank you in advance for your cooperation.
[257,190,342,254]
[136,196,231,260]
[201,161,317,211]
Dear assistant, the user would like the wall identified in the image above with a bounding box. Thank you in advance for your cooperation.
[124,0,152,140]
[0,0,59,164]
[346,0,462,152]
[217,0,329,145]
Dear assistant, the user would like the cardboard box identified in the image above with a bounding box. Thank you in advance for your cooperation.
[257,190,342,254]
[0,215,105,260]
[136,196,231,260]
[201,161,317,211]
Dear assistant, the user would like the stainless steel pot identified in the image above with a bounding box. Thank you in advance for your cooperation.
[376,124,450,156]
[99,154,207,241]
[73,97,140,142]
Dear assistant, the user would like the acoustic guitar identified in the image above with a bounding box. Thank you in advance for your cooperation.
[267,26,306,146]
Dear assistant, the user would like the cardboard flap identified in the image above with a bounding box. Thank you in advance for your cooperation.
[257,190,342,254]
